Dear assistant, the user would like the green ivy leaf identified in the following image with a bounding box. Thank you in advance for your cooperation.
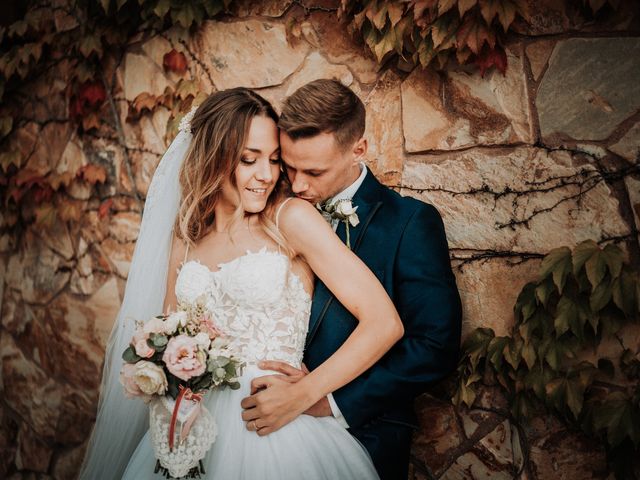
[504,337,522,370]
[539,246,572,293]
[593,391,640,448]
[573,240,599,276]
[453,378,477,407]
[535,277,555,308]
[585,248,607,290]
[487,336,509,371]
[602,243,624,279]
[78,34,103,58]
[554,296,576,337]
[590,279,612,312]
[612,270,638,318]
[154,0,171,17]
[462,327,494,369]
[0,116,13,139]
[544,339,564,371]
[521,340,536,369]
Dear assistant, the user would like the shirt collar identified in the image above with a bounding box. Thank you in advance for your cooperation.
[328,163,368,205]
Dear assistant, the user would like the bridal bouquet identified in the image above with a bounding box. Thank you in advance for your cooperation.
[120,297,243,478]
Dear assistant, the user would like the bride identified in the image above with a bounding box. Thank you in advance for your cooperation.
[79,87,403,479]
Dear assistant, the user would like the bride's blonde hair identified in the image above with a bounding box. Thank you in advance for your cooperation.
[175,88,289,252]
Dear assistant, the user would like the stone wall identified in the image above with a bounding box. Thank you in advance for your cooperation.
[1,1,639,479]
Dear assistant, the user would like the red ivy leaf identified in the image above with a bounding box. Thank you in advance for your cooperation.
[163,49,188,75]
[77,164,107,184]
[33,185,54,204]
[79,80,106,108]
[474,45,507,77]
[98,198,113,219]
[69,80,106,120]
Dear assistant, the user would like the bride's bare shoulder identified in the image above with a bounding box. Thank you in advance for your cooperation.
[169,232,188,266]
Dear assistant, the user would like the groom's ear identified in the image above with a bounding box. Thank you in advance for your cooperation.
[351,137,368,164]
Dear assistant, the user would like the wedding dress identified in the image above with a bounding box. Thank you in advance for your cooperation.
[121,247,379,479]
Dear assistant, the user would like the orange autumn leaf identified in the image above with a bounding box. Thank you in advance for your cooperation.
[163,49,188,74]
[77,163,107,184]
[98,198,113,219]
[57,198,84,222]
[456,15,495,54]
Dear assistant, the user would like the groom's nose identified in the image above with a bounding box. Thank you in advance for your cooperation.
[290,174,308,195]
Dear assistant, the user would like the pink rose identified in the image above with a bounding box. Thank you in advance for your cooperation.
[132,328,154,358]
[120,363,148,400]
[162,334,206,382]
[200,315,222,340]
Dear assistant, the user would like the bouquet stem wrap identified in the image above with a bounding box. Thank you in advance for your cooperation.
[149,393,217,478]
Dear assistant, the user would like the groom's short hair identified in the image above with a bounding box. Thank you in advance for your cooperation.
[279,79,365,151]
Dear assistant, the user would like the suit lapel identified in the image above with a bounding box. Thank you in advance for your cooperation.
[306,173,384,347]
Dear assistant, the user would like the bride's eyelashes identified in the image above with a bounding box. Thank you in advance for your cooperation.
[239,156,281,165]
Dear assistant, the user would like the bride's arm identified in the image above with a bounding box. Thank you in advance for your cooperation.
[162,233,185,314]
[243,198,403,434]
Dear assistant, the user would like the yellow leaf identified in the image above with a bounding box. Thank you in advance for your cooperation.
[35,203,57,227]
[458,0,477,17]
[387,3,405,26]
[438,0,457,15]
[0,150,22,172]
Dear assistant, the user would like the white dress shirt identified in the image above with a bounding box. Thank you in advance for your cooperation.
[323,163,368,428]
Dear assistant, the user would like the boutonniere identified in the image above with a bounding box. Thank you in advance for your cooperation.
[317,199,360,249]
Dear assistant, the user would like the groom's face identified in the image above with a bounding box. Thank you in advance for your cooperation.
[280,131,362,205]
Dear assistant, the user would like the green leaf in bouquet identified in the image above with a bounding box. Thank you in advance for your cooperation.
[224,362,237,376]
[229,381,241,390]
[150,333,168,348]
[167,374,180,400]
[122,345,141,363]
[216,356,230,367]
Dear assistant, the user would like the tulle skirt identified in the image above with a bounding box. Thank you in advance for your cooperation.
[121,365,379,479]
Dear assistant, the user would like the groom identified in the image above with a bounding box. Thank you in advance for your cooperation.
[241,79,462,479]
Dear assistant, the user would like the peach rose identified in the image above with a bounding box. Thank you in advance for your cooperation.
[162,334,206,382]
[120,362,148,400]
[132,328,154,358]
[132,361,168,396]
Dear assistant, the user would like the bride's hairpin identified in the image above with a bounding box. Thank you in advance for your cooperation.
[179,104,199,134]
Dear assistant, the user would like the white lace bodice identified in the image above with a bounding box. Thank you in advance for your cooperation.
[175,248,312,368]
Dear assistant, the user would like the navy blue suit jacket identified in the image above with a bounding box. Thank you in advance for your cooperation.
[303,172,462,466]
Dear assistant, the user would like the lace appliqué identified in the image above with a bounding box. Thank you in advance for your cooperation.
[175,248,312,369]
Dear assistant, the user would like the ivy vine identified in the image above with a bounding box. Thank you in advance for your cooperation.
[453,240,640,478]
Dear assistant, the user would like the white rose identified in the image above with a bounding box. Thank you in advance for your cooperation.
[208,337,231,358]
[167,311,188,331]
[348,213,360,227]
[335,200,357,217]
[133,361,168,396]
[194,331,211,350]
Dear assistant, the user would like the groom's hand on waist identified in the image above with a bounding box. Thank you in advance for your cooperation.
[258,361,332,417]
[239,361,332,435]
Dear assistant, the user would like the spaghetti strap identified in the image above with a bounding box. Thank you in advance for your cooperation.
[183,241,190,263]
[275,197,294,230]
